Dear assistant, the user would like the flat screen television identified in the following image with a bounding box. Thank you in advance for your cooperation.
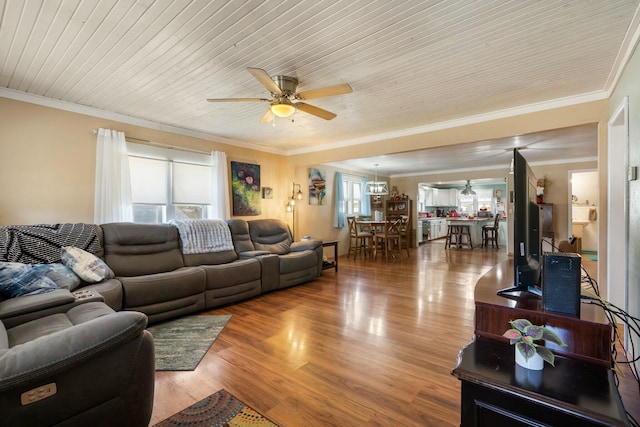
[497,148,542,298]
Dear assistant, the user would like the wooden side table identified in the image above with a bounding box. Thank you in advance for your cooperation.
[321,240,338,272]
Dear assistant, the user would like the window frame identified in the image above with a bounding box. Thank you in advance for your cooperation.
[342,174,365,216]
[127,142,212,223]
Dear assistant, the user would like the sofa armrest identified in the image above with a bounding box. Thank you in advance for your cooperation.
[291,238,322,252]
[0,310,148,391]
[0,290,76,321]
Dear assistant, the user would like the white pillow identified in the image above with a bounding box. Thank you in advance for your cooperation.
[60,246,114,283]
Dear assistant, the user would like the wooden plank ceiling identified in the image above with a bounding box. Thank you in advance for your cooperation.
[0,0,639,171]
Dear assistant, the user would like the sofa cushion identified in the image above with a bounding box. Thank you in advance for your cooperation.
[0,262,59,298]
[201,258,261,290]
[182,250,238,267]
[61,246,115,283]
[227,220,255,253]
[248,219,293,255]
[101,223,185,276]
[119,267,205,308]
[32,263,81,291]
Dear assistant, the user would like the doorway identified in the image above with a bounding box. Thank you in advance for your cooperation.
[568,169,598,257]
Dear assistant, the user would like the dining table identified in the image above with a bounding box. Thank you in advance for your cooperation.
[356,218,404,258]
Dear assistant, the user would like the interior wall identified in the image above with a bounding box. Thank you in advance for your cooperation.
[609,40,640,365]
[0,97,288,225]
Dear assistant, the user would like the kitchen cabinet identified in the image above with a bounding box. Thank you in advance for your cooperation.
[432,188,458,206]
[428,219,448,240]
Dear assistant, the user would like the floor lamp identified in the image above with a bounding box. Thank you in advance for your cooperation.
[286,182,303,240]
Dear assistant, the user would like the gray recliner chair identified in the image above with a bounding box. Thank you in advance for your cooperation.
[0,300,154,427]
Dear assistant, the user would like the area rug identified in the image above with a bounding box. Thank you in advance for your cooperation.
[153,389,279,427]
[147,314,231,371]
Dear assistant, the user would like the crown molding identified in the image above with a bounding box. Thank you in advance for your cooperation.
[286,91,608,156]
[0,87,287,155]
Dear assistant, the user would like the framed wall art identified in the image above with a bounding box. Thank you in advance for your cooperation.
[231,161,261,216]
[308,168,326,205]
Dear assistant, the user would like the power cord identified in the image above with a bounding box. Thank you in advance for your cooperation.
[545,241,640,425]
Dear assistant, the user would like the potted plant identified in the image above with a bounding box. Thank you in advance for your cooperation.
[503,319,567,370]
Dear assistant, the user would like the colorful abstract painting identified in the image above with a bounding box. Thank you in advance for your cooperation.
[308,168,326,205]
[231,161,261,216]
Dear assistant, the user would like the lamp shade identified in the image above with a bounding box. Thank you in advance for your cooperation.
[460,180,476,196]
[270,102,296,118]
[365,181,389,195]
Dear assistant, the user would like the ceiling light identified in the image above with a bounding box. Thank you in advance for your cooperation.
[460,179,476,196]
[270,100,296,118]
[365,164,389,195]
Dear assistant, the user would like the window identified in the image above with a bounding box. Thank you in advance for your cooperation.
[127,143,212,223]
[341,174,364,215]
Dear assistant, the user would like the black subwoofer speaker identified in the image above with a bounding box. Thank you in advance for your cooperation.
[542,252,581,316]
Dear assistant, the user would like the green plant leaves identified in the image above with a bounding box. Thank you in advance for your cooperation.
[541,328,567,347]
[535,346,556,366]
[505,319,568,367]
[509,319,532,332]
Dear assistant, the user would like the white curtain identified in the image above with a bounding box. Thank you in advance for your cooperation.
[94,128,133,224]
[209,151,230,219]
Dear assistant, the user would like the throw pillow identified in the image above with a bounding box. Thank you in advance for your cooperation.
[32,263,81,291]
[61,246,115,283]
[0,262,59,298]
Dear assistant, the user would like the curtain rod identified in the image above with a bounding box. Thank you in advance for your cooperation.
[91,129,212,155]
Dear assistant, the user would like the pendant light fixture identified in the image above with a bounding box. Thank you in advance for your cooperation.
[365,164,389,195]
[460,179,476,196]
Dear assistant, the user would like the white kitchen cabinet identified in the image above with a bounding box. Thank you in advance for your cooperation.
[448,189,459,207]
[427,219,448,240]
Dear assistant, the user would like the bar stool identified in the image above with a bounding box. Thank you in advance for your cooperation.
[481,215,500,248]
[458,225,473,249]
[445,224,459,249]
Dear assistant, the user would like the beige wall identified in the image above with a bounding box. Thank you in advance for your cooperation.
[0,97,288,225]
[1,96,609,277]
[288,101,608,261]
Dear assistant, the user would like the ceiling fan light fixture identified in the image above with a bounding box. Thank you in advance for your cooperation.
[270,101,296,118]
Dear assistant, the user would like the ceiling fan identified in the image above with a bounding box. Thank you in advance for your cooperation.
[207,67,352,122]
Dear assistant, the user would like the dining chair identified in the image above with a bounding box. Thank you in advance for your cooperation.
[398,215,411,258]
[347,216,373,259]
[374,218,402,261]
[481,214,500,248]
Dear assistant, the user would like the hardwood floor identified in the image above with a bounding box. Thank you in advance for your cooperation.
[150,241,507,426]
[149,242,620,426]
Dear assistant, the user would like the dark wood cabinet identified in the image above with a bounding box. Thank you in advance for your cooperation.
[451,259,629,426]
[453,338,628,426]
[386,197,412,247]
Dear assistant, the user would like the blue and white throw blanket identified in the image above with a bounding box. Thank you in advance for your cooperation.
[169,219,234,254]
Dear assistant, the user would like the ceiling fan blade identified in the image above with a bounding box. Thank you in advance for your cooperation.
[297,83,352,100]
[296,102,337,120]
[260,109,275,123]
[247,67,282,95]
[206,98,270,102]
